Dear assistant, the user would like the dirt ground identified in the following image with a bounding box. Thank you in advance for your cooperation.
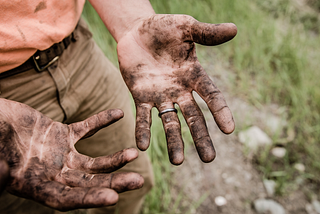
[170,58,311,214]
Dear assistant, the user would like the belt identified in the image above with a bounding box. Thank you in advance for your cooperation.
[0,33,75,79]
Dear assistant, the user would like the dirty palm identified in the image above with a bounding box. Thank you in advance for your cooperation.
[0,99,144,210]
[118,14,237,165]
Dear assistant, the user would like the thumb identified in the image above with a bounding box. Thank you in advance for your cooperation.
[191,22,237,46]
[69,109,124,142]
[0,159,9,194]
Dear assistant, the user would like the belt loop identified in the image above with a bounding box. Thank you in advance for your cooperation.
[63,37,71,49]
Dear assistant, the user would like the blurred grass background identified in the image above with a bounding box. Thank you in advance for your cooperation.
[82,0,320,212]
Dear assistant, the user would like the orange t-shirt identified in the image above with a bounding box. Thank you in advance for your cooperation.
[0,0,85,73]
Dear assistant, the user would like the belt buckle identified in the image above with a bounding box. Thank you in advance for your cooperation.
[33,55,59,72]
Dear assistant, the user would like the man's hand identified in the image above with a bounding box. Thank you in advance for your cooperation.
[117,14,237,165]
[0,99,144,211]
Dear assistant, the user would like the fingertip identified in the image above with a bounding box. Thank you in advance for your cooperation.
[111,172,145,193]
[225,22,238,38]
[108,109,124,120]
[101,189,119,206]
[222,119,235,134]
[124,148,139,161]
[117,109,125,118]
[83,188,119,207]
[216,22,238,43]
[135,174,145,189]
[135,131,150,151]
[170,154,184,166]
[198,144,216,163]
[198,147,216,163]
[129,173,144,190]
[137,143,148,151]
[124,173,145,191]
[200,148,216,163]
[214,107,235,135]
[194,136,216,163]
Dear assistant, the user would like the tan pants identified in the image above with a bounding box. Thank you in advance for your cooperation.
[0,19,154,214]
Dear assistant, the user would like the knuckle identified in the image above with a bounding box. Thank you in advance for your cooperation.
[186,114,201,125]
[205,90,222,103]
[164,120,180,128]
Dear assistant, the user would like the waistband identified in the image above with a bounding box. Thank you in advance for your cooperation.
[0,31,76,80]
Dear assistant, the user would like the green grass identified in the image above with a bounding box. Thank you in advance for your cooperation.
[82,2,118,64]
[82,0,320,211]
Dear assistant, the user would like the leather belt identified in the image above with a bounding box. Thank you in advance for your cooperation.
[0,33,75,79]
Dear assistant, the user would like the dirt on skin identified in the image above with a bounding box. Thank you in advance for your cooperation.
[171,55,310,214]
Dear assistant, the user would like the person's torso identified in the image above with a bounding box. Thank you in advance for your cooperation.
[0,0,85,73]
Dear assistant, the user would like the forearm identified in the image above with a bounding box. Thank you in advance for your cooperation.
[88,0,155,42]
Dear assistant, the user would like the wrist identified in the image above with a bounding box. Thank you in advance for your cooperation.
[114,13,155,42]
[88,0,155,42]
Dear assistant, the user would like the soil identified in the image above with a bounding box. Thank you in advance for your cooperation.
[170,55,311,214]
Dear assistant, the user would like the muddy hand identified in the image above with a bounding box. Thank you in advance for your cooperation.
[0,98,144,211]
[117,14,237,165]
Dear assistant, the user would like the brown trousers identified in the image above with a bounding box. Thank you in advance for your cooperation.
[0,19,154,214]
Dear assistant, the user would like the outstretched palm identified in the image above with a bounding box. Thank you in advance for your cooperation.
[0,99,143,211]
[117,14,237,165]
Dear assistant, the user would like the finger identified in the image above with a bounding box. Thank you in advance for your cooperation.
[69,109,124,141]
[70,148,139,174]
[158,105,184,165]
[29,180,119,211]
[59,169,144,193]
[191,22,237,46]
[0,159,9,194]
[135,103,153,151]
[194,70,235,134]
[179,97,216,163]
